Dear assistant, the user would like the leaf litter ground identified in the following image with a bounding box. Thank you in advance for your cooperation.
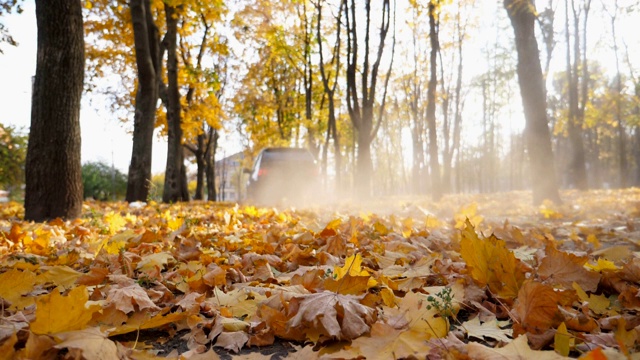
[1,189,640,359]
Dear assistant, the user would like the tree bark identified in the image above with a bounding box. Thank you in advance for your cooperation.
[25,0,84,221]
[316,0,342,194]
[426,1,442,201]
[344,0,393,199]
[205,128,218,201]
[162,4,187,203]
[504,0,562,204]
[564,0,588,190]
[126,0,159,202]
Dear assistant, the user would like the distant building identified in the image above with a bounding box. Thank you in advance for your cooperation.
[214,152,245,202]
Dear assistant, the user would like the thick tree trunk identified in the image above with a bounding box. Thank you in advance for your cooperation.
[126,0,159,203]
[427,1,442,201]
[162,4,187,203]
[504,0,562,204]
[25,0,84,221]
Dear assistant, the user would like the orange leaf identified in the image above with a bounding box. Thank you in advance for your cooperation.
[512,281,569,335]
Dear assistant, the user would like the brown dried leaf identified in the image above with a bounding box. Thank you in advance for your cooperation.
[538,246,601,292]
[106,284,161,314]
[512,281,570,335]
[287,291,375,340]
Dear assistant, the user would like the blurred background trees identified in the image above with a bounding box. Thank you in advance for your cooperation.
[1,0,640,211]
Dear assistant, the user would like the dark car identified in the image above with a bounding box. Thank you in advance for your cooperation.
[245,147,319,205]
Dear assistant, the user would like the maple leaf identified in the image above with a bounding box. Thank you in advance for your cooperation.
[467,334,567,359]
[323,275,372,295]
[573,282,610,315]
[512,281,571,336]
[31,286,101,335]
[106,284,161,314]
[537,245,601,292]
[327,322,432,359]
[36,265,82,288]
[214,331,250,353]
[136,252,175,273]
[0,268,36,308]
[53,327,121,360]
[461,316,512,343]
[333,253,372,280]
[109,310,188,336]
[208,287,266,319]
[287,291,376,340]
[460,219,526,298]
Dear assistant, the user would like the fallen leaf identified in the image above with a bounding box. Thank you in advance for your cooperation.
[106,284,161,314]
[0,268,36,308]
[512,281,569,336]
[288,291,376,340]
[214,331,249,353]
[54,327,120,360]
[553,322,570,357]
[327,322,432,360]
[31,286,101,335]
[538,246,601,292]
[0,332,17,360]
[467,334,567,359]
[460,220,526,298]
[462,316,512,343]
[109,311,188,336]
[37,266,82,288]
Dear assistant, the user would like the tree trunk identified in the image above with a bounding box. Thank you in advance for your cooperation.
[504,0,561,205]
[316,0,342,194]
[565,0,588,190]
[426,1,441,201]
[344,0,393,199]
[192,134,205,200]
[162,4,187,203]
[205,128,218,201]
[25,0,84,221]
[126,0,159,203]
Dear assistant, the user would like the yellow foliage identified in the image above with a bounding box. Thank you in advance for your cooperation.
[31,286,101,335]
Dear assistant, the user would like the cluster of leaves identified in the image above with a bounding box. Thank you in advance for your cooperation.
[0,189,640,359]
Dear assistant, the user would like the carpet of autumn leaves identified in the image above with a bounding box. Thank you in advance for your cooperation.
[1,190,640,359]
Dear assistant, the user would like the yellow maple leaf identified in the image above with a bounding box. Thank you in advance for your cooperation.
[572,282,610,315]
[460,219,525,298]
[333,253,371,280]
[98,230,137,255]
[0,268,37,309]
[585,258,620,272]
[36,266,82,289]
[104,211,126,235]
[31,286,101,335]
